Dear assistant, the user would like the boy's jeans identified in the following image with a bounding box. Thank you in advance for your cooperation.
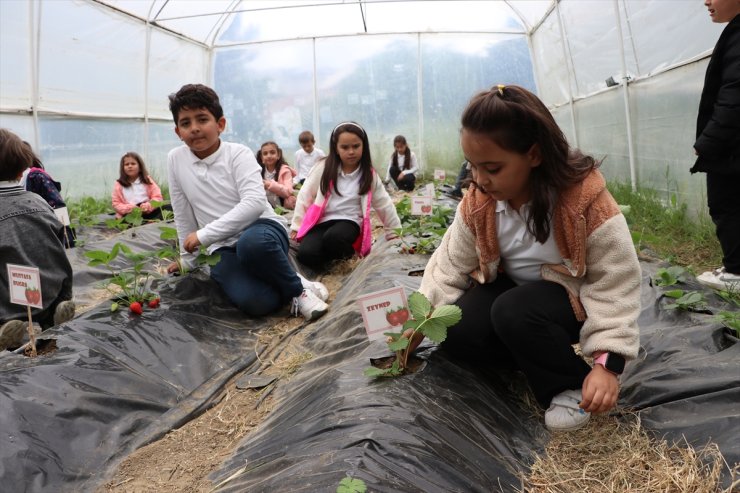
[210,219,303,316]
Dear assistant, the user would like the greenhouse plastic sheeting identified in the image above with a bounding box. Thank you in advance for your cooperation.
[2,228,738,491]
[209,245,740,492]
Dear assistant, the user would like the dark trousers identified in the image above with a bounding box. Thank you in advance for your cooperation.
[390,167,416,191]
[296,219,360,271]
[707,173,740,273]
[442,276,590,408]
[210,219,303,316]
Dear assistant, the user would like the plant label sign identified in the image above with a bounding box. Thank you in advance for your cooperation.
[356,286,409,341]
[7,264,43,308]
[411,196,433,216]
[54,206,71,226]
[433,169,446,181]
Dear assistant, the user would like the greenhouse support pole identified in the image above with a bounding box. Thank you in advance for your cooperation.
[613,0,637,191]
[30,0,40,150]
[417,33,425,178]
[555,1,578,147]
[312,38,320,145]
[143,21,152,161]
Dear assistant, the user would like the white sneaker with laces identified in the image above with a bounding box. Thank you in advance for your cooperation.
[544,389,591,431]
[292,288,329,321]
[296,273,329,301]
[696,267,740,291]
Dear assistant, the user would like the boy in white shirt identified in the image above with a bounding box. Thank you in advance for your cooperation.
[166,84,328,321]
[294,130,325,185]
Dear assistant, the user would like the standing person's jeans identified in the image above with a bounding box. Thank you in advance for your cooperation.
[210,219,303,316]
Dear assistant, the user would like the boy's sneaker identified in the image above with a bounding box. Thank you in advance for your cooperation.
[296,273,329,301]
[696,267,740,291]
[544,389,591,431]
[53,300,76,326]
[291,289,329,322]
[0,320,26,351]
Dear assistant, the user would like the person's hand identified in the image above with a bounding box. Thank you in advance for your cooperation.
[140,201,152,213]
[183,232,201,253]
[389,328,424,354]
[166,261,181,274]
[398,172,405,180]
[263,179,271,190]
[579,365,620,414]
[289,230,298,240]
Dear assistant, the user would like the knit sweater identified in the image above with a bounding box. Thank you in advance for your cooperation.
[419,169,641,359]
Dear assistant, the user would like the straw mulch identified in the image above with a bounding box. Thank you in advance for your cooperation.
[520,412,738,493]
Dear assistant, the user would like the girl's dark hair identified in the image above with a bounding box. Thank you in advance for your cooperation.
[461,84,598,243]
[391,135,411,171]
[168,84,224,124]
[23,141,44,169]
[118,152,152,187]
[257,141,288,180]
[0,129,35,180]
[320,122,373,196]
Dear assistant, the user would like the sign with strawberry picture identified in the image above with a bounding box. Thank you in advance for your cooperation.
[54,206,71,226]
[433,169,446,181]
[356,286,409,341]
[411,196,433,216]
[7,264,43,309]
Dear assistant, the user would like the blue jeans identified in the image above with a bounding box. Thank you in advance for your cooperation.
[210,219,303,316]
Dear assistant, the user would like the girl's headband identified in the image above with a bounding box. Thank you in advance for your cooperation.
[331,121,366,139]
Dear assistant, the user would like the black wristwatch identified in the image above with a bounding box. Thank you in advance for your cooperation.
[594,352,626,375]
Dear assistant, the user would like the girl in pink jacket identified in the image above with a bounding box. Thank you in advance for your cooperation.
[257,141,297,210]
[111,152,164,219]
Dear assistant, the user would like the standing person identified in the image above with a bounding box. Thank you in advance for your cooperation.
[20,141,76,247]
[385,135,418,192]
[0,129,75,350]
[166,84,328,321]
[111,152,166,220]
[257,141,297,210]
[412,85,641,431]
[290,122,401,272]
[294,130,325,185]
[692,0,740,291]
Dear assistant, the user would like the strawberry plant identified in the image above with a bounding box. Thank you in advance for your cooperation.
[653,266,687,287]
[157,225,221,274]
[715,311,740,338]
[663,289,708,312]
[365,291,461,377]
[85,242,160,312]
[337,477,366,493]
[393,196,453,255]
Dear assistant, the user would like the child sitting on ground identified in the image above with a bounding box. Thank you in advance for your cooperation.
[385,135,418,191]
[294,130,325,185]
[257,141,297,210]
[290,121,401,272]
[411,85,641,432]
[165,84,328,321]
[0,128,75,350]
[111,152,166,220]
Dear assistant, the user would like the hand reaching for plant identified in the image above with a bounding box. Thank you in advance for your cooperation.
[183,232,201,253]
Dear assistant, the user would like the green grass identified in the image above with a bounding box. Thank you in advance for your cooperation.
[608,181,722,275]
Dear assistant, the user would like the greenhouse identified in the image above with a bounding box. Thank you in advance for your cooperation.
[1,1,739,492]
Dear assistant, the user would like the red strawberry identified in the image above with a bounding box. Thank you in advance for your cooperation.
[395,308,409,325]
[129,302,143,315]
[148,298,160,309]
[25,287,41,305]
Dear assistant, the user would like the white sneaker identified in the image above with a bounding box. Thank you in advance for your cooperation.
[292,289,329,321]
[696,267,740,291]
[296,273,329,301]
[544,389,591,431]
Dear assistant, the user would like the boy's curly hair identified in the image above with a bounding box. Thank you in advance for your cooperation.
[168,84,224,124]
